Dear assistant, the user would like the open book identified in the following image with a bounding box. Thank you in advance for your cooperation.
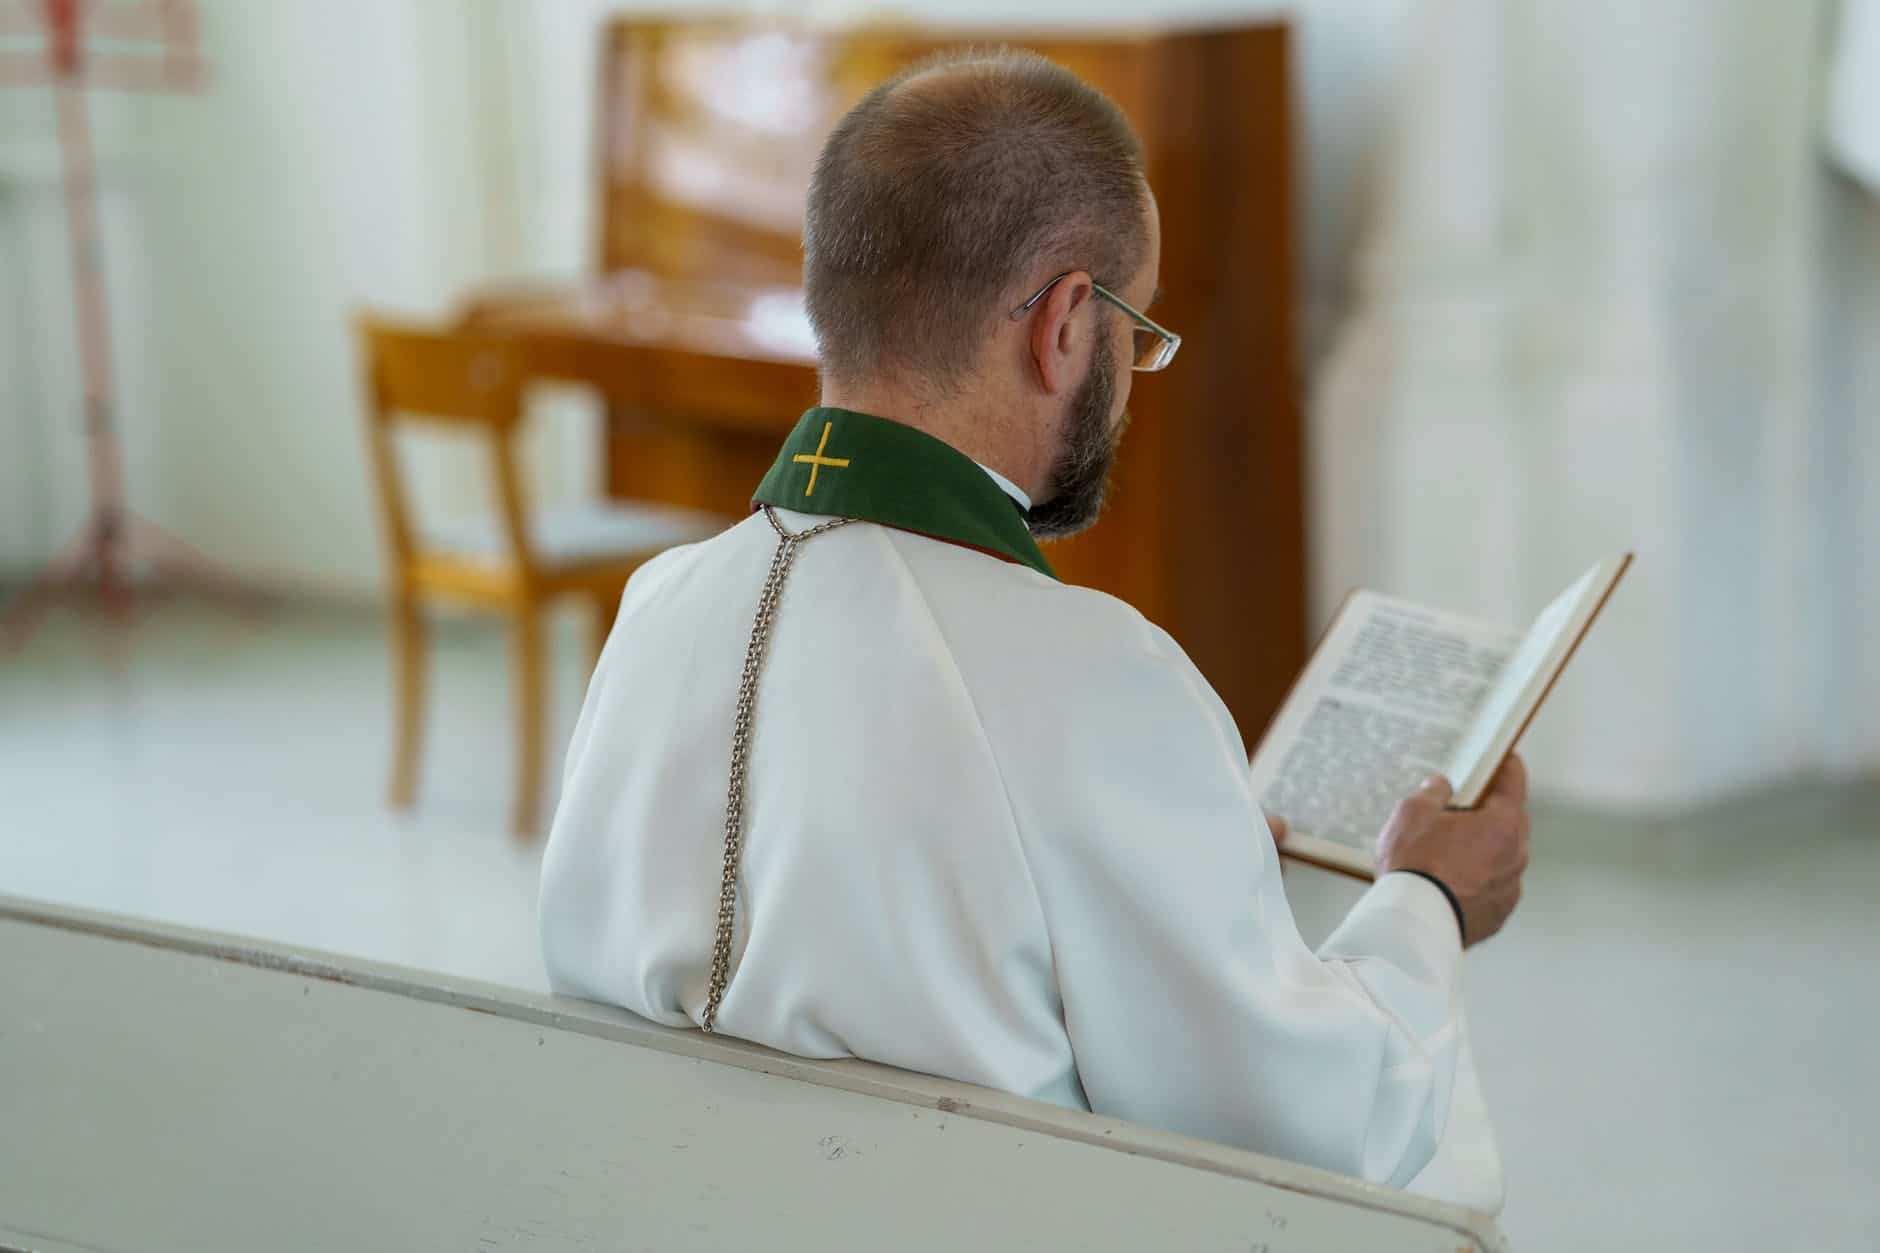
[1249,555,1632,879]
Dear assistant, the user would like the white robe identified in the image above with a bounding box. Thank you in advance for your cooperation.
[540,506,1501,1206]
[1829,0,1880,193]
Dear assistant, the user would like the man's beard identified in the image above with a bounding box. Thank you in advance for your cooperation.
[1028,336,1127,540]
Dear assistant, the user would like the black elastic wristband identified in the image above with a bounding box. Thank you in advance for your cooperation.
[1396,870,1465,943]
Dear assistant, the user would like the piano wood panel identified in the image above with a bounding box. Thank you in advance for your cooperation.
[510,18,1307,742]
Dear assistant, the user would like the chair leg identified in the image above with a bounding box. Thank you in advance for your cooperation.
[510,603,546,839]
[387,591,426,810]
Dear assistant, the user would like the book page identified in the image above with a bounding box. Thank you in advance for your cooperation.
[1250,594,1521,856]
[1443,555,1632,803]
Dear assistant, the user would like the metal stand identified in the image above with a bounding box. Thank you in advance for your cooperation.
[0,1,254,650]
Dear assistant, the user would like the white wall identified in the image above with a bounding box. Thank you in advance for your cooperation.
[1311,0,1880,807]
[0,0,553,594]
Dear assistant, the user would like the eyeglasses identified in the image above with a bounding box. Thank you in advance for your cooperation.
[1009,271,1181,372]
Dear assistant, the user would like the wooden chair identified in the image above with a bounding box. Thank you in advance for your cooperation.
[357,316,725,837]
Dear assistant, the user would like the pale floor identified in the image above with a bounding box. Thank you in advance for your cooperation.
[2,598,1877,1253]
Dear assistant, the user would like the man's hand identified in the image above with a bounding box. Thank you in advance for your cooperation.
[1375,755,1531,947]
[1264,811,1288,851]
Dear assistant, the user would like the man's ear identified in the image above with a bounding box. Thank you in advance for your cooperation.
[1028,271,1094,396]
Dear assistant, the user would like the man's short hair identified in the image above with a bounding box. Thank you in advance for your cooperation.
[803,49,1149,387]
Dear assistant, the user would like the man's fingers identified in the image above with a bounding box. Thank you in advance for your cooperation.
[1415,774,1454,808]
[1264,812,1289,846]
[1490,753,1529,807]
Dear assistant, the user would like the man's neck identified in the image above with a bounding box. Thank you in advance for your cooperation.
[819,379,1050,503]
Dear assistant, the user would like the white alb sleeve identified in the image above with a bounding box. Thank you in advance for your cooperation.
[1007,624,1468,1187]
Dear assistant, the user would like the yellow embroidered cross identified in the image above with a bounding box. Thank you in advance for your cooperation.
[791,420,851,497]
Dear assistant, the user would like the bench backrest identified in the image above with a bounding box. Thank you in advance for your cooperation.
[0,896,1508,1252]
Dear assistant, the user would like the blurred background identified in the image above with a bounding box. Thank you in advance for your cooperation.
[2,1,1877,1249]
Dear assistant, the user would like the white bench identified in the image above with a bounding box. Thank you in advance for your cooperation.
[0,896,1510,1252]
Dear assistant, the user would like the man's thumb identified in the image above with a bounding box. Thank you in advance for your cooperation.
[1416,774,1455,807]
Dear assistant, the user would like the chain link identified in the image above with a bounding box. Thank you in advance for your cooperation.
[702,506,855,1034]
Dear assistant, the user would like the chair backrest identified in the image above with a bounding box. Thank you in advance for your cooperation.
[0,896,1513,1253]
[356,316,536,574]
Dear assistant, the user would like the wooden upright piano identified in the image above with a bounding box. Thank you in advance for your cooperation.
[466,17,1305,742]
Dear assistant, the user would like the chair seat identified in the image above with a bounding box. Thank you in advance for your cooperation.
[427,501,728,570]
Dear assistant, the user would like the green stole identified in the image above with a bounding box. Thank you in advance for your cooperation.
[751,407,1057,580]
